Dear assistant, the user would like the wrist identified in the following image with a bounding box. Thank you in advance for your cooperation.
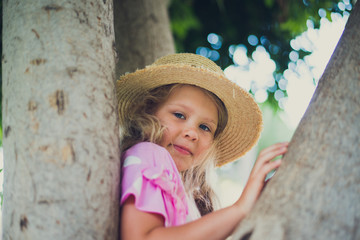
[232,200,249,220]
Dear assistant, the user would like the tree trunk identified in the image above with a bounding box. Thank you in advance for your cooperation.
[2,0,120,239]
[113,0,175,77]
[112,1,175,239]
[233,2,360,240]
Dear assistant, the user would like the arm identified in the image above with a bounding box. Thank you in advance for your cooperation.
[121,142,288,240]
[121,196,246,240]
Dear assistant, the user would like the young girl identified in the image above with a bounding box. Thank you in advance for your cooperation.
[117,53,288,239]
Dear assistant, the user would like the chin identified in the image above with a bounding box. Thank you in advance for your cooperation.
[173,160,191,172]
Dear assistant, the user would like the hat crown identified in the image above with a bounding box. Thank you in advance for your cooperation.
[152,53,224,76]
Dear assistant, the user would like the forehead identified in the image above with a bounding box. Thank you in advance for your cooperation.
[166,85,218,115]
[168,85,215,103]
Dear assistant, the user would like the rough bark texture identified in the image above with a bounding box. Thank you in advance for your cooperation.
[2,0,120,239]
[233,2,360,240]
[113,0,175,77]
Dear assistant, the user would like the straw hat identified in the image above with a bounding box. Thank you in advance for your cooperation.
[116,53,262,166]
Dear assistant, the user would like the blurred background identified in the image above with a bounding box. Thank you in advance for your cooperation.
[0,0,354,232]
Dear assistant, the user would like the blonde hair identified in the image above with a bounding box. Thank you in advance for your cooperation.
[120,83,228,215]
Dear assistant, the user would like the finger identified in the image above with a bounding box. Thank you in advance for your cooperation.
[250,142,288,175]
[259,159,282,179]
[258,142,287,161]
[248,158,282,186]
[258,142,288,159]
[252,148,284,176]
[251,150,285,175]
[258,146,287,163]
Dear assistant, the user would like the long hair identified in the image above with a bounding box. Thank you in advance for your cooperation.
[120,83,228,215]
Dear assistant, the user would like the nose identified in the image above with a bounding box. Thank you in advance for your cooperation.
[183,126,198,141]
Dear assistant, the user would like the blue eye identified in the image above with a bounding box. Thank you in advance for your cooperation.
[199,124,211,132]
[174,112,185,119]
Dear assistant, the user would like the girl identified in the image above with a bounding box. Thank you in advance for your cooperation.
[117,53,288,239]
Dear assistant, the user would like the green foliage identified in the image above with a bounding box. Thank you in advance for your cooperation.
[264,0,275,8]
[278,0,339,35]
[170,0,202,52]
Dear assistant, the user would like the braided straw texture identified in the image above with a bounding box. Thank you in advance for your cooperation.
[116,53,262,166]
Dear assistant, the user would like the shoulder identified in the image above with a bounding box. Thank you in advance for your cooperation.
[124,142,168,158]
[122,142,173,168]
[129,142,167,153]
[121,142,188,226]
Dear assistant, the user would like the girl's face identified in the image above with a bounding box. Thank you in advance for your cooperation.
[154,85,218,172]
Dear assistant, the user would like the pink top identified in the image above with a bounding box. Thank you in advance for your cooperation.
[120,142,189,227]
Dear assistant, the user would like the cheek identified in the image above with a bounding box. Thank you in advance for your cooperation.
[198,138,214,155]
[163,120,179,136]
[158,129,170,147]
[158,124,176,146]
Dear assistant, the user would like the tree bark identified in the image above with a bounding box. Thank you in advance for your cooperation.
[233,2,360,240]
[2,0,120,239]
[113,0,175,77]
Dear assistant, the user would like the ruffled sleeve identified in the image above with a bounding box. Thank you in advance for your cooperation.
[120,142,188,227]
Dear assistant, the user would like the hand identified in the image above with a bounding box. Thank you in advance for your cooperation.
[234,142,288,215]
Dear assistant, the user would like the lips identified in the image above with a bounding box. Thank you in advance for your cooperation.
[173,144,192,155]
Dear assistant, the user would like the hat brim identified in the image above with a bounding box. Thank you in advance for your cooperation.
[117,64,262,166]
